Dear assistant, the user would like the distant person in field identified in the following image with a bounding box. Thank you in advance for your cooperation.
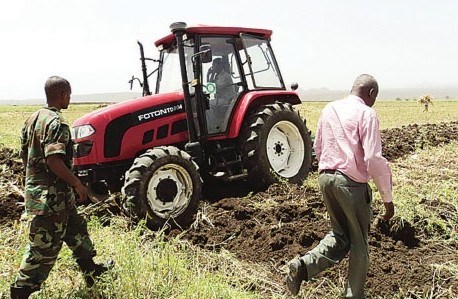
[11,76,112,299]
[286,74,395,298]
[419,95,433,112]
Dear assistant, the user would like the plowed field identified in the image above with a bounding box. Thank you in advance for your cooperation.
[1,121,457,297]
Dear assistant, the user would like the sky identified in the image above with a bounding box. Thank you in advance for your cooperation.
[1,0,458,101]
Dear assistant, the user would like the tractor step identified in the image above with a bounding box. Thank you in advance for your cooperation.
[215,146,237,154]
[216,160,242,168]
[225,172,248,181]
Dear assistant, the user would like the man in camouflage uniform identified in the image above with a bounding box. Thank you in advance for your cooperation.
[11,76,111,299]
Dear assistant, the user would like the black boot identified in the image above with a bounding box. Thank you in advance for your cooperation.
[286,257,308,296]
[10,286,34,299]
[76,258,114,287]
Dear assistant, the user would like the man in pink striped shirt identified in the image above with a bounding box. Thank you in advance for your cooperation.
[286,74,395,298]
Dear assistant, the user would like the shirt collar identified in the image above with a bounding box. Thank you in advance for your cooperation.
[45,106,61,112]
[347,94,366,105]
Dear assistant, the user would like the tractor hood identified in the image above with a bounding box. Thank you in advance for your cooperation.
[72,90,189,165]
[72,91,185,134]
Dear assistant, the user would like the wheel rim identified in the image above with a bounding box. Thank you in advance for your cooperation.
[147,163,193,218]
[266,120,305,178]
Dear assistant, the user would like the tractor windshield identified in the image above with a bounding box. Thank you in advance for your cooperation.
[157,39,195,94]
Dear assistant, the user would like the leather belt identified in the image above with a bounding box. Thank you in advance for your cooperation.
[320,169,339,175]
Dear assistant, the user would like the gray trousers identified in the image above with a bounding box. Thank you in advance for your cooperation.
[300,171,372,299]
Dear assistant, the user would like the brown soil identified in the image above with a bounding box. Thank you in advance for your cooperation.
[0,147,24,225]
[381,121,458,161]
[1,121,458,297]
[182,183,457,298]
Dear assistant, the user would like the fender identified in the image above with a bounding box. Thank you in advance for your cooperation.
[210,90,301,140]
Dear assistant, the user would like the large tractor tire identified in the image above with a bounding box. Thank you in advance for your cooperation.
[122,146,202,229]
[240,102,312,189]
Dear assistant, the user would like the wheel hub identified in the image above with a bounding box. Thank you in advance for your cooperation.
[274,142,284,156]
[147,164,193,218]
[156,178,178,203]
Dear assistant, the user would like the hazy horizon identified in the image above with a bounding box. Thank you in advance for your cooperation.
[2,85,458,105]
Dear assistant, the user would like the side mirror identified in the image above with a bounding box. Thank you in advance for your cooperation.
[291,82,299,90]
[199,44,212,63]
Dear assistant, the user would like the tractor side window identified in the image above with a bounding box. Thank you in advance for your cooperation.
[242,35,283,89]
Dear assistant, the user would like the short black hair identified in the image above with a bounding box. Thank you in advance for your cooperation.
[45,76,71,100]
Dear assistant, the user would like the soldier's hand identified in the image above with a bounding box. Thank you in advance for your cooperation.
[383,201,395,222]
[74,181,88,203]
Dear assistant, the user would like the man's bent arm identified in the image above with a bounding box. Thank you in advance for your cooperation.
[47,154,87,202]
[361,115,393,203]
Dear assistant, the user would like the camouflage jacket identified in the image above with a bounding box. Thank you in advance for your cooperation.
[20,106,75,215]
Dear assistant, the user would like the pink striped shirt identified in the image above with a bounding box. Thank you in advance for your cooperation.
[314,95,393,203]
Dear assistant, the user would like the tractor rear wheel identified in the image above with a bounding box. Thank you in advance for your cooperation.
[240,102,312,189]
[122,146,202,229]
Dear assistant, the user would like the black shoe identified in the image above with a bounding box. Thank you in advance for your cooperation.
[77,258,114,287]
[10,286,34,299]
[286,257,307,296]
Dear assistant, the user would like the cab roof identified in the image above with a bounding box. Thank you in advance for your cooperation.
[154,25,272,48]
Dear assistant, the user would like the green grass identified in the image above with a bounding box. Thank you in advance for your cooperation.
[2,100,457,149]
[1,218,278,299]
[0,104,98,150]
[297,99,458,134]
[371,100,458,129]
[380,141,458,241]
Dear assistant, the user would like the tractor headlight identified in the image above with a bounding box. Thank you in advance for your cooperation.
[72,124,95,139]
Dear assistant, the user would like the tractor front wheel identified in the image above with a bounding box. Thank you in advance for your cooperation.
[240,103,312,189]
[86,182,109,203]
[122,146,202,229]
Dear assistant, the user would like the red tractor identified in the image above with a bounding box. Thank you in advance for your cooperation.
[72,22,312,228]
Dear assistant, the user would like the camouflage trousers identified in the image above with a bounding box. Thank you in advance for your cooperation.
[12,207,96,291]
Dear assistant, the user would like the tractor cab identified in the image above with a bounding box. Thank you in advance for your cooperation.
[134,23,285,141]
